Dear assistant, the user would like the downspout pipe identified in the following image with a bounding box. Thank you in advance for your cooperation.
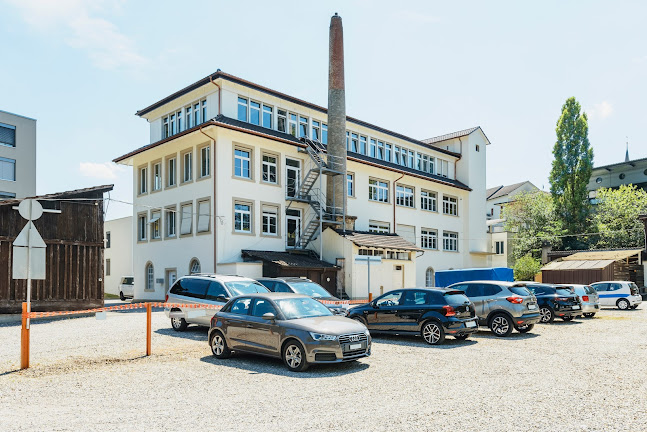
[200,125,217,273]
[393,173,405,233]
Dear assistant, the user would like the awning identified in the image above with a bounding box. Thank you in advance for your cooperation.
[241,250,337,269]
[542,259,615,271]
[333,229,422,252]
[563,249,642,261]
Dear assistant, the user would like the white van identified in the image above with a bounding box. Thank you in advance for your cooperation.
[590,281,642,310]
[118,276,135,301]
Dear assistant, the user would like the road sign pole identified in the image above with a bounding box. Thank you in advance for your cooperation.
[21,302,29,369]
[367,258,371,300]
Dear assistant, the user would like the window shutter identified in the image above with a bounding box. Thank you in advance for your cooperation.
[0,125,16,147]
[197,201,210,232]
[180,205,192,235]
[396,224,416,245]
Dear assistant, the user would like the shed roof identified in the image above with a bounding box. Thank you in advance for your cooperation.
[563,249,643,261]
[333,229,422,251]
[0,184,114,206]
[542,260,615,271]
[241,250,337,269]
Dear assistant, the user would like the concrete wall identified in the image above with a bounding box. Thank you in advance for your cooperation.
[104,216,133,296]
[0,110,36,199]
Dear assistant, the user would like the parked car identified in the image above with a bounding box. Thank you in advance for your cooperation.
[208,292,371,371]
[257,277,347,315]
[347,288,478,345]
[590,281,642,310]
[446,281,540,336]
[165,274,269,331]
[568,284,600,318]
[118,276,134,301]
[521,283,582,323]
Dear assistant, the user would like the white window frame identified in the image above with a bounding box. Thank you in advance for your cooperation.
[442,195,458,216]
[165,206,177,238]
[299,116,309,138]
[368,179,389,203]
[150,210,161,240]
[234,202,253,233]
[234,148,252,179]
[262,205,279,236]
[262,153,278,184]
[137,213,147,241]
[238,97,248,122]
[139,166,147,194]
[152,162,162,191]
[347,172,354,197]
[312,120,321,141]
[368,221,390,234]
[167,157,177,187]
[421,228,437,250]
[180,203,193,236]
[197,199,211,233]
[249,100,261,126]
[277,109,287,133]
[182,151,193,183]
[262,104,273,129]
[421,190,437,212]
[443,231,458,252]
[200,145,211,178]
[395,185,414,208]
[146,263,154,290]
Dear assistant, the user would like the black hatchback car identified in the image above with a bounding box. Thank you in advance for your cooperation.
[347,288,478,345]
[522,283,582,323]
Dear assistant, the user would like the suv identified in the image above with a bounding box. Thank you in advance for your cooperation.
[521,283,582,323]
[446,281,540,337]
[590,281,642,310]
[118,276,134,301]
[165,274,269,331]
[257,277,347,315]
[347,288,479,345]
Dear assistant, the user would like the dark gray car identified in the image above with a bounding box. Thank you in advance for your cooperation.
[208,293,371,371]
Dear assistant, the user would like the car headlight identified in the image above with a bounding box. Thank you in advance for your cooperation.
[364,328,370,337]
[309,332,338,341]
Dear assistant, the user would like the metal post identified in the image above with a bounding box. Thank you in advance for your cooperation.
[21,302,29,369]
[367,258,370,300]
[319,165,323,259]
[146,302,152,356]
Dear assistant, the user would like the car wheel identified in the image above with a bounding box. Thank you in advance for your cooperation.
[119,291,126,301]
[171,316,188,332]
[282,340,309,372]
[210,332,231,359]
[617,299,630,310]
[583,313,595,318]
[489,314,513,337]
[539,306,555,323]
[562,316,574,322]
[351,316,367,327]
[515,323,534,333]
[454,334,470,341]
[421,321,445,345]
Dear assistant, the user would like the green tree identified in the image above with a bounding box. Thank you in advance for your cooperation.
[593,185,647,249]
[513,255,542,281]
[503,191,564,261]
[549,97,594,246]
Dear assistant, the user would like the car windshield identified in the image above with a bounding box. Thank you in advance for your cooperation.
[556,288,574,296]
[444,293,470,305]
[510,287,531,296]
[289,281,331,298]
[224,281,269,296]
[274,297,333,319]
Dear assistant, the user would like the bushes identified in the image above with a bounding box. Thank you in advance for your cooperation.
[513,255,542,281]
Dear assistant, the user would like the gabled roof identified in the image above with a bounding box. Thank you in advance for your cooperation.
[542,260,615,271]
[333,229,422,251]
[563,249,643,261]
[241,250,337,269]
[422,127,481,144]
[486,181,530,200]
[0,185,114,206]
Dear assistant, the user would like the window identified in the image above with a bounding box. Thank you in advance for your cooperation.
[205,282,227,301]
[202,100,207,122]
[237,97,248,122]
[104,232,111,249]
[377,141,385,160]
[229,298,252,315]
[385,143,392,162]
[443,231,458,252]
[200,146,210,177]
[146,263,154,290]
[422,155,428,172]
[194,102,201,125]
[250,101,261,125]
[476,144,480,152]
[495,241,504,255]
[138,213,147,241]
[234,202,252,233]
[138,166,147,194]
[428,157,435,174]
[396,185,414,207]
[150,210,161,240]
[368,221,390,234]
[359,136,367,155]
[176,110,183,132]
[288,113,298,136]
[189,259,201,274]
[322,123,328,144]
[376,291,403,307]
[182,151,193,182]
[421,228,437,249]
[299,116,308,138]
[425,268,435,287]
[262,205,278,236]
[234,148,251,179]
[312,120,320,141]
[0,123,16,147]
[416,153,422,171]
[162,117,169,139]
[421,190,437,212]
[106,259,111,276]
[443,196,458,216]
[263,105,273,129]
[277,109,287,132]
[262,154,278,184]
[251,299,277,317]
[167,157,177,187]
[394,146,401,165]
[166,206,176,238]
[197,200,210,233]
[408,151,414,168]
[185,105,193,129]
[180,203,193,235]
[396,224,416,245]
[368,179,389,203]
[347,173,354,197]
[350,133,358,152]
[439,159,449,177]
[152,162,162,191]
[0,191,16,200]
[400,148,408,167]
[170,114,176,135]
[369,138,377,158]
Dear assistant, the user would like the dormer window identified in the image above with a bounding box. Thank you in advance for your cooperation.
[250,101,261,125]
[237,97,248,122]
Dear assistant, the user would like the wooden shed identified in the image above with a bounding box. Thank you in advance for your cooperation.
[0,185,113,314]
[541,249,644,286]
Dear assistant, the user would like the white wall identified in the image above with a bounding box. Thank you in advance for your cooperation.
[104,216,133,296]
[0,110,36,199]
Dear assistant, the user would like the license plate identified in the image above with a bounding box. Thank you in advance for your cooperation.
[465,320,477,328]
[349,343,362,350]
[528,304,537,310]
[572,305,580,310]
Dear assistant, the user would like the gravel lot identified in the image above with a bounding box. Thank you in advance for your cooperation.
[1,305,646,432]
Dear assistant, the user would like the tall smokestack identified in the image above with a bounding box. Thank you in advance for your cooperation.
[327,12,347,218]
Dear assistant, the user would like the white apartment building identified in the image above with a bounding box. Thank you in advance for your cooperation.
[104,216,134,297]
[0,110,36,199]
[114,71,491,300]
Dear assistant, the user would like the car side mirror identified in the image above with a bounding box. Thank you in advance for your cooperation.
[262,312,276,321]
[216,295,229,302]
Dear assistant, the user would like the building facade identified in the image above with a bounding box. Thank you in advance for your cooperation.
[103,216,133,297]
[0,110,36,200]
[114,71,491,300]
[587,156,647,203]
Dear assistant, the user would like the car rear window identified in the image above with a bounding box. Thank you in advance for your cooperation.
[556,288,574,296]
[121,277,134,285]
[444,293,470,305]
[509,286,531,296]
[583,286,595,294]
[170,278,209,299]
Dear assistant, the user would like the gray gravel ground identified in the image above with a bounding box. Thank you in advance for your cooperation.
[1,305,646,432]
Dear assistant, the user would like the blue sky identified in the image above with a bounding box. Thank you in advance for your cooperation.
[1,0,645,220]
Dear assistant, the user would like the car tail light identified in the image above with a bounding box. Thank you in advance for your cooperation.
[506,296,524,304]
[165,294,168,302]
[442,305,456,316]
[555,297,569,302]
[582,296,589,302]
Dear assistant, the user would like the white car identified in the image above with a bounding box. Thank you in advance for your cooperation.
[569,284,600,317]
[118,276,135,301]
[590,281,642,310]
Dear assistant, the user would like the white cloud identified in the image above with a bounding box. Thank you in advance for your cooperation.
[79,162,124,180]
[5,0,147,70]
[588,101,613,120]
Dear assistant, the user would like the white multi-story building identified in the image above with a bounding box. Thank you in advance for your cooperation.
[114,71,491,300]
[104,216,134,296]
[0,110,36,200]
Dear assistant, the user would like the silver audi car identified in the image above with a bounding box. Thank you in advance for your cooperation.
[208,293,371,371]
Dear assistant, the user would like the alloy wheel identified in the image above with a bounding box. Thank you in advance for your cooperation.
[618,299,630,310]
[423,323,441,344]
[491,316,509,335]
[540,308,552,323]
[285,345,302,369]
[211,335,224,356]
[171,317,183,328]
